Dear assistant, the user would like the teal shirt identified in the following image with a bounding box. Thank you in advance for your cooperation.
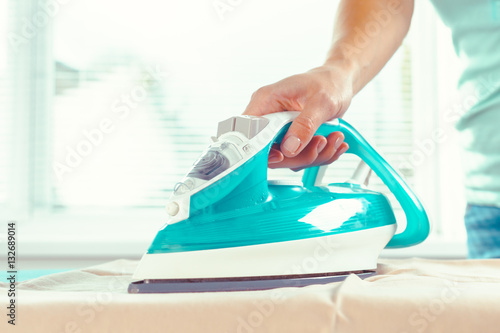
[430,0,500,206]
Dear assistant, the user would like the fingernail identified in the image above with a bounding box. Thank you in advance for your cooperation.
[334,137,342,150]
[337,145,348,155]
[283,136,301,155]
[317,140,327,153]
[268,150,281,164]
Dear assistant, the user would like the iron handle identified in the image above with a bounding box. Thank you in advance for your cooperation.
[299,119,430,248]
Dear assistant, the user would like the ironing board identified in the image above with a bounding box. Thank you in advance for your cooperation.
[1,258,499,333]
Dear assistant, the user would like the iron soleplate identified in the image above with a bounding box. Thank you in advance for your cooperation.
[128,270,375,293]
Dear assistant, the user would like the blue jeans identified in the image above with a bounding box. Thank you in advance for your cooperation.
[465,204,500,259]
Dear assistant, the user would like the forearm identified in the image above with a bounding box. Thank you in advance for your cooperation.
[244,0,414,163]
[325,0,414,95]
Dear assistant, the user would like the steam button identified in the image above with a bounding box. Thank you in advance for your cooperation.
[217,116,269,139]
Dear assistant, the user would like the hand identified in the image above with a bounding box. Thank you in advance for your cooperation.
[243,64,353,171]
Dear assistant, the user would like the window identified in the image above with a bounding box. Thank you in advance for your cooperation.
[1,0,466,257]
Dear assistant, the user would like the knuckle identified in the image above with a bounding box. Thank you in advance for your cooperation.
[325,95,342,113]
[315,88,346,114]
[329,96,350,115]
[308,79,322,92]
[252,86,271,99]
[294,115,316,133]
[312,90,345,118]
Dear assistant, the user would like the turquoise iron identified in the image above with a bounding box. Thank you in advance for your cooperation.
[129,111,430,293]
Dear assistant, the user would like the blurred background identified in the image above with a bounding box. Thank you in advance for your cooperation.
[0,0,466,268]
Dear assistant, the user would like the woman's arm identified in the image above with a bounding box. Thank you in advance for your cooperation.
[244,0,414,170]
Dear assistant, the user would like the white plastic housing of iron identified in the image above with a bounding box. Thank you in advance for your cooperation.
[133,224,395,280]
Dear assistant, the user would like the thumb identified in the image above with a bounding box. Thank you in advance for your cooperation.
[280,107,328,157]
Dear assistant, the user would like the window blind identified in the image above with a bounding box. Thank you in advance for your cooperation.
[47,0,415,213]
[1,0,415,225]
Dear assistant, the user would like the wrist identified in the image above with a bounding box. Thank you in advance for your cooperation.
[310,59,357,99]
[322,55,361,95]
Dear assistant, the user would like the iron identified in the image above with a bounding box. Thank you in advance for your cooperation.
[128,111,430,293]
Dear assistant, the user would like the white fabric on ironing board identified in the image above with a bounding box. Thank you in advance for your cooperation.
[1,258,500,333]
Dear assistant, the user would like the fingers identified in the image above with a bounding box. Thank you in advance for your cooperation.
[279,93,340,158]
[268,147,284,164]
[244,72,350,170]
[326,142,348,165]
[269,133,349,170]
[280,111,322,158]
[278,136,326,169]
[269,133,346,169]
[290,134,348,171]
[315,132,345,165]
